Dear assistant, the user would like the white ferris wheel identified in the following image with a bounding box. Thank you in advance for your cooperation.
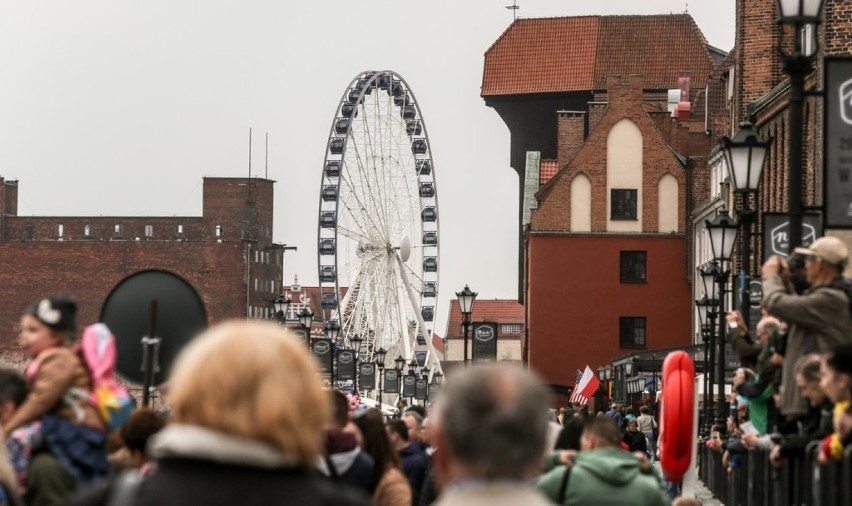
[317,70,442,379]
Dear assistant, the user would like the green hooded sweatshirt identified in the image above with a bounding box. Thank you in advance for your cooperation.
[537,448,670,506]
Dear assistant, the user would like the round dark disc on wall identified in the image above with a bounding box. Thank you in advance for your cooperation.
[100,269,207,384]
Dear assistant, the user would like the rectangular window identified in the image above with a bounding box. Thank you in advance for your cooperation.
[84,224,93,238]
[55,224,64,240]
[620,317,646,348]
[175,224,184,237]
[611,189,638,220]
[114,224,124,238]
[620,251,647,283]
[144,225,153,238]
[24,224,33,241]
[501,324,522,334]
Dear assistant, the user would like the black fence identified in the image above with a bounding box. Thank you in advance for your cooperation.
[699,442,852,505]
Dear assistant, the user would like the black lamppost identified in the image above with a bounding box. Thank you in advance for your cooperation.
[456,285,478,365]
[325,320,341,383]
[698,264,721,430]
[706,208,739,433]
[723,121,771,330]
[696,296,714,436]
[297,307,314,347]
[429,370,443,404]
[405,359,419,405]
[776,0,825,252]
[375,347,387,409]
[596,365,612,408]
[394,355,406,413]
[298,307,314,330]
[350,334,363,393]
[271,295,291,324]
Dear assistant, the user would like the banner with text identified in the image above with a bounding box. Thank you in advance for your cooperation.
[336,349,355,380]
[358,362,376,390]
[472,322,498,361]
[383,369,400,394]
[825,57,852,227]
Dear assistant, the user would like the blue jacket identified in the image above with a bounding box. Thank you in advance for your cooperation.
[399,443,429,498]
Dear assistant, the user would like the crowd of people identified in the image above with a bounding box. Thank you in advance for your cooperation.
[708,236,852,481]
[0,295,685,506]
[3,234,851,505]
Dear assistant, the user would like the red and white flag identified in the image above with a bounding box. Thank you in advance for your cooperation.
[568,366,600,405]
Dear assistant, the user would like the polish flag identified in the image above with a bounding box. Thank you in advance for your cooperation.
[569,366,601,405]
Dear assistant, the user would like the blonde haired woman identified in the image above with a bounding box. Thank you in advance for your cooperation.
[112,321,372,505]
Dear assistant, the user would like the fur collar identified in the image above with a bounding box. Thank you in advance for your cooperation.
[149,424,301,469]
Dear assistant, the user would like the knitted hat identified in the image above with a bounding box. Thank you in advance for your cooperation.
[30,297,77,334]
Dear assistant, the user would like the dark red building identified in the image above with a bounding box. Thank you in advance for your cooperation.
[0,176,287,356]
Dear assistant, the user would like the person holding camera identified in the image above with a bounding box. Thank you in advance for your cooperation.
[762,237,852,423]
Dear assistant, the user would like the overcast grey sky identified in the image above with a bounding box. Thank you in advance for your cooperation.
[0,0,734,335]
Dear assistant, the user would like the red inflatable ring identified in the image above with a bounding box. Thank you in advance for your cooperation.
[659,350,695,483]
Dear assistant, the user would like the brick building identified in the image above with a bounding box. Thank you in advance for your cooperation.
[482,14,719,392]
[0,176,288,359]
[442,299,524,367]
[724,0,852,277]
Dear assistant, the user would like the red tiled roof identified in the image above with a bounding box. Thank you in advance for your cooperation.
[483,16,598,96]
[445,299,524,339]
[482,14,714,97]
[540,160,559,185]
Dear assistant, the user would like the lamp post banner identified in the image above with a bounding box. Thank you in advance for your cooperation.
[383,369,400,394]
[402,374,416,397]
[428,383,440,401]
[311,338,333,373]
[761,212,820,260]
[825,57,852,227]
[472,322,498,361]
[337,350,355,380]
[294,328,308,345]
[358,363,375,390]
[415,378,428,400]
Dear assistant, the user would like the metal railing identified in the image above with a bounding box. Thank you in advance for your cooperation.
[699,442,852,505]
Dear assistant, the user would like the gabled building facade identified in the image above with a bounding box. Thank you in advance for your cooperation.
[482,14,722,392]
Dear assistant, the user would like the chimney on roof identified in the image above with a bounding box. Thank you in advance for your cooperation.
[607,74,644,108]
[675,71,691,120]
[557,111,586,169]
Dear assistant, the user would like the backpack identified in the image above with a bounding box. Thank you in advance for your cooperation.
[76,323,133,432]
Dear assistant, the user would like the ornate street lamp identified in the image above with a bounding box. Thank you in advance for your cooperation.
[324,319,341,342]
[432,371,443,385]
[723,121,771,329]
[696,296,714,435]
[375,347,387,408]
[349,334,363,392]
[394,355,406,373]
[349,334,363,355]
[271,295,291,324]
[298,307,314,330]
[705,208,739,266]
[456,285,477,365]
[776,0,825,251]
[706,208,738,435]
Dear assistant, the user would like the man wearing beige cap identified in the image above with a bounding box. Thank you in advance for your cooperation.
[762,236,852,420]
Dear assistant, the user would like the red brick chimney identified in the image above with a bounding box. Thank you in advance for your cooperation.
[557,111,585,169]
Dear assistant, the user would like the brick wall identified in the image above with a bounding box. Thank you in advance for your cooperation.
[557,111,585,169]
[0,177,283,355]
[736,0,783,123]
[532,75,695,233]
